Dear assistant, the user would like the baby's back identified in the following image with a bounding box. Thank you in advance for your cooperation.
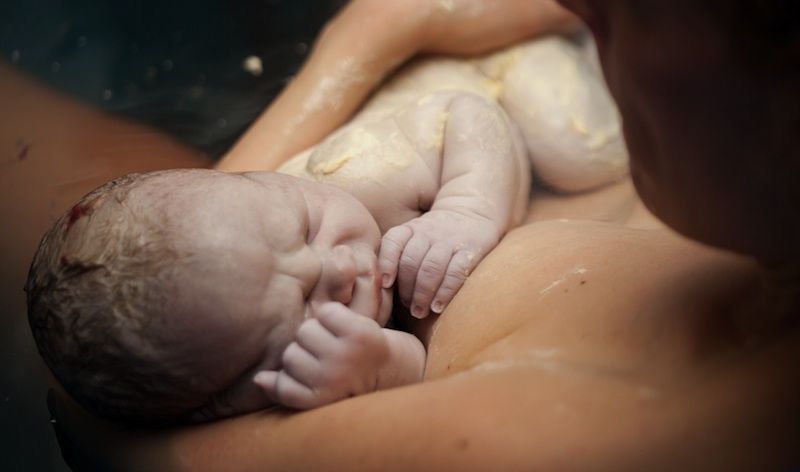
[280,33,629,219]
[282,86,527,232]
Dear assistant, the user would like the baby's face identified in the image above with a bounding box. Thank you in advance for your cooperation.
[136,170,391,408]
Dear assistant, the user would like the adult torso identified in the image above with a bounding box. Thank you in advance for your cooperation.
[407,219,800,470]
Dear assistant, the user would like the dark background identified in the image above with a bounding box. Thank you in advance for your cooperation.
[0,1,344,469]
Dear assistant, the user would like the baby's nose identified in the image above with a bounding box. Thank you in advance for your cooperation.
[319,245,357,304]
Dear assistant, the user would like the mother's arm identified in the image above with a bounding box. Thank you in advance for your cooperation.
[215,0,578,172]
[50,364,656,472]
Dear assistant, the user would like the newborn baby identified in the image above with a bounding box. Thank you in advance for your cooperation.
[27,33,626,425]
[280,32,627,193]
[28,91,530,424]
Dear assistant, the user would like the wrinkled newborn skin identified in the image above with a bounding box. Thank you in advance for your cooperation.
[28,89,528,422]
[27,170,410,422]
[32,35,636,423]
[153,171,399,417]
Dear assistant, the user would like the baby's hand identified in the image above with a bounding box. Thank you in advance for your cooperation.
[379,209,500,318]
[253,302,390,410]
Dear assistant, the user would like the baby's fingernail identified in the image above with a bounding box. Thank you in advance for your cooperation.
[382,273,393,288]
[431,300,444,314]
[411,305,426,319]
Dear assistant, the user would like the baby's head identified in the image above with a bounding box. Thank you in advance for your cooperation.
[27,169,390,424]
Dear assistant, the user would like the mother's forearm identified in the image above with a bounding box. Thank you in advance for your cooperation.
[215,0,578,173]
[215,1,428,173]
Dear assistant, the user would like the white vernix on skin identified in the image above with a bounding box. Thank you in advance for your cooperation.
[281,57,368,136]
[539,265,588,295]
[467,348,564,374]
[437,0,494,17]
[467,349,663,401]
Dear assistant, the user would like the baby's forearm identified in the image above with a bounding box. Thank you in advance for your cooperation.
[376,329,426,390]
[434,94,530,233]
[378,92,531,318]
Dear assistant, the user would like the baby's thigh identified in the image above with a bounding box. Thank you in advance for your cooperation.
[498,35,629,193]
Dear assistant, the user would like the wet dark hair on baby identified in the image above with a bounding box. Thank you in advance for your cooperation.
[26,173,206,425]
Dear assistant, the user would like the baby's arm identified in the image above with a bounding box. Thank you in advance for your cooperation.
[380,93,530,318]
[253,303,425,410]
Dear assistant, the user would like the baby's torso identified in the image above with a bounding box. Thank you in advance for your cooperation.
[279,34,630,232]
[280,85,522,232]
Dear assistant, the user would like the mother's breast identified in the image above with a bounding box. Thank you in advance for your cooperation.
[422,220,755,385]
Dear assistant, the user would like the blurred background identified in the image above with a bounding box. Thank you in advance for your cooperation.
[0,0,345,469]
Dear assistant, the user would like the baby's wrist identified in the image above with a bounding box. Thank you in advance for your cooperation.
[377,330,426,389]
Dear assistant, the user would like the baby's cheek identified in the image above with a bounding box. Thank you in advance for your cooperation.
[263,316,302,369]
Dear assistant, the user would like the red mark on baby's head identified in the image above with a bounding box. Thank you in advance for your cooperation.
[63,203,92,236]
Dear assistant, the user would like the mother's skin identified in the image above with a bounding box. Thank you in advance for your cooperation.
[49,0,800,470]
[52,216,799,471]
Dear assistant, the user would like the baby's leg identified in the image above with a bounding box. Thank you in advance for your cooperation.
[489,33,629,192]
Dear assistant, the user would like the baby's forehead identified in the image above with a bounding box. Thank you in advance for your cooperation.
[129,171,261,218]
[144,171,309,247]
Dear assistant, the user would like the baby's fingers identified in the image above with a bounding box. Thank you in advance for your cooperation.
[431,249,478,314]
[295,318,339,358]
[379,226,413,288]
[281,342,323,386]
[396,236,431,308]
[315,302,381,339]
[409,244,452,319]
[253,370,321,410]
